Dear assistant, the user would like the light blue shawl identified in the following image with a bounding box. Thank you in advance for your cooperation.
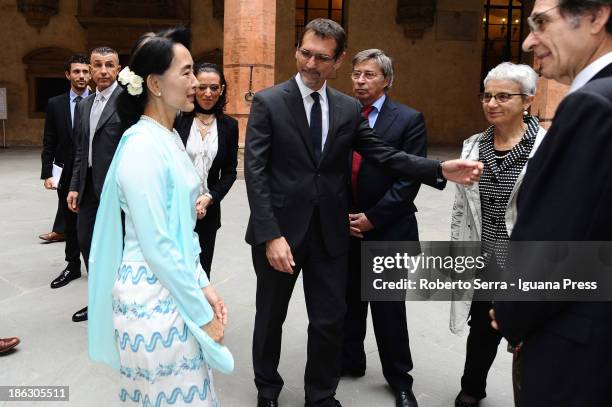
[87,118,234,374]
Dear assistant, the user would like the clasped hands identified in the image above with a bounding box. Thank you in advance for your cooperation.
[196,194,213,220]
[201,285,228,344]
[349,212,374,239]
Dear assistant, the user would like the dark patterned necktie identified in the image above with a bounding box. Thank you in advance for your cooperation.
[310,92,322,163]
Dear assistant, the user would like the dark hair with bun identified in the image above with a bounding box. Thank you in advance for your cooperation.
[193,62,228,117]
[117,26,192,128]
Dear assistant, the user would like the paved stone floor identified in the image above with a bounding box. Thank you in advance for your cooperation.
[0,148,513,407]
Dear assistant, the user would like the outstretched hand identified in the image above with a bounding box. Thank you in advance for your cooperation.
[441,159,484,185]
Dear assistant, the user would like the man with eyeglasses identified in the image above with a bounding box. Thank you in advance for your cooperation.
[341,49,423,407]
[491,1,612,406]
[245,18,483,407]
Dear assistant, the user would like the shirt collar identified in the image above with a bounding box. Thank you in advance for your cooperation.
[295,73,327,103]
[96,80,118,100]
[365,93,386,113]
[568,51,612,94]
[70,88,90,102]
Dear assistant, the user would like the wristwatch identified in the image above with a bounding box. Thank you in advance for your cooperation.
[204,192,214,206]
[436,161,446,182]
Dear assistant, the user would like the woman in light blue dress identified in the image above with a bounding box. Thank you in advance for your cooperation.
[87,27,234,407]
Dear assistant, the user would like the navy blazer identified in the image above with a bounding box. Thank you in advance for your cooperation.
[175,113,239,231]
[351,97,427,241]
[40,91,76,189]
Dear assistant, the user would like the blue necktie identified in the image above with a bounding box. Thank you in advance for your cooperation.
[310,92,322,163]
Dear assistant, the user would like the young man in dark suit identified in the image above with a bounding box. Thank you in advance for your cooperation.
[40,54,90,288]
[245,18,483,407]
[491,1,612,406]
[67,47,125,322]
[342,49,423,407]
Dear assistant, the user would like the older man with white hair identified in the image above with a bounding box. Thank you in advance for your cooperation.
[491,1,612,406]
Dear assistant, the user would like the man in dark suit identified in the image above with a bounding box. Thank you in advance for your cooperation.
[40,54,91,288]
[491,1,612,406]
[67,46,125,322]
[245,19,482,407]
[40,56,91,244]
[342,49,423,407]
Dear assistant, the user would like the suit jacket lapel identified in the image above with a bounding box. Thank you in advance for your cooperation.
[283,78,316,164]
[321,86,342,164]
[62,93,73,139]
[215,115,228,166]
[95,85,122,134]
[81,94,95,148]
[589,62,612,82]
[373,98,397,139]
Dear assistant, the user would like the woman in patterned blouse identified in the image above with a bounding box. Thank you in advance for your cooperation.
[450,62,546,407]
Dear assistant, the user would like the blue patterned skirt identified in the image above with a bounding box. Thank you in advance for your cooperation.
[112,261,219,407]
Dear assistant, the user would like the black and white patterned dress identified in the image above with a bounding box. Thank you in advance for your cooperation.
[478,115,539,268]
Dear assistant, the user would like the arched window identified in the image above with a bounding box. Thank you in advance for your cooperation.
[481,0,526,86]
[296,0,346,44]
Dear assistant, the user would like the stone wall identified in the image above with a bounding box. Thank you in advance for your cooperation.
[0,0,221,146]
[273,0,489,146]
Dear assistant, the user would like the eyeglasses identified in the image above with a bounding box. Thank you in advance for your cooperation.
[197,84,223,93]
[351,71,381,80]
[478,92,527,103]
[298,48,335,63]
[527,4,561,33]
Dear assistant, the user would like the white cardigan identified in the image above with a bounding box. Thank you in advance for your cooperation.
[449,125,547,335]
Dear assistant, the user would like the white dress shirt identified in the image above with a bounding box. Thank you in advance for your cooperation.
[69,88,89,127]
[89,81,118,167]
[568,51,612,94]
[186,117,219,195]
[295,73,329,151]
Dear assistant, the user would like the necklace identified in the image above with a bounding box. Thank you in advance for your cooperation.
[140,115,185,152]
[196,114,215,126]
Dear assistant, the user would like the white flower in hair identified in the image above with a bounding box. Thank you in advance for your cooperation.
[118,66,144,96]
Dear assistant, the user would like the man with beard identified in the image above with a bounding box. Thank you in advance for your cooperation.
[40,54,90,288]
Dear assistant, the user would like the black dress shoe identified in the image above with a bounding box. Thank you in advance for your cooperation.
[72,306,88,322]
[50,267,81,289]
[257,395,278,407]
[396,389,418,407]
[304,398,342,407]
[454,391,480,407]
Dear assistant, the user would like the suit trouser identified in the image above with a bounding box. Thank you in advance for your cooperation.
[57,186,81,270]
[52,195,66,234]
[342,237,414,391]
[77,169,99,272]
[252,210,347,405]
[460,300,502,400]
[195,219,217,280]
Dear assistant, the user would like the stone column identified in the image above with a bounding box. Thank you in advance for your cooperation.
[531,75,568,129]
[223,0,277,145]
